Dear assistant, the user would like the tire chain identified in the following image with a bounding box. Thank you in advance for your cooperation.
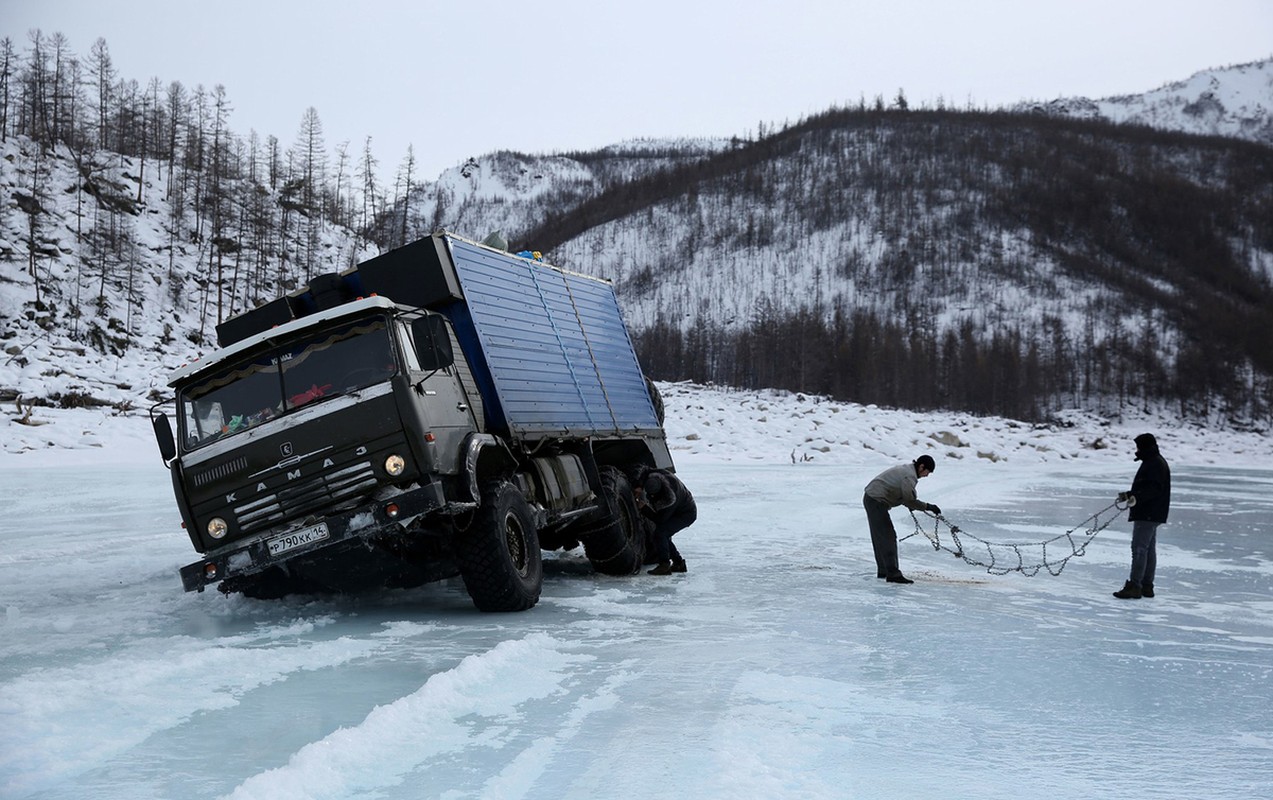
[901,500,1128,577]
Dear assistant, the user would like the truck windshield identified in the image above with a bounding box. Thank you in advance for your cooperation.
[178,318,397,451]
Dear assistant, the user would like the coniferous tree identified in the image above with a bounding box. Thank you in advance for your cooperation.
[47,32,74,145]
[86,37,114,150]
[0,37,15,140]
[332,139,351,230]
[357,136,379,247]
[163,80,187,280]
[398,144,416,245]
[292,106,326,279]
[22,30,52,145]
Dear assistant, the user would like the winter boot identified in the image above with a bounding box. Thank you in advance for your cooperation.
[885,574,914,584]
[648,561,673,576]
[1141,583,1155,598]
[670,557,688,573]
[1113,581,1142,599]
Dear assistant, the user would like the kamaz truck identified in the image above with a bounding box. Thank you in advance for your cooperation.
[150,232,674,611]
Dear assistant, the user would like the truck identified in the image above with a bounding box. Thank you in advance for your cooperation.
[150,231,675,611]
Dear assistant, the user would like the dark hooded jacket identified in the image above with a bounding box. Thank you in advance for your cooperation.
[642,470,694,520]
[1128,433,1171,523]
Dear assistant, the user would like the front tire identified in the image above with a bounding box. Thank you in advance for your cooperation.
[455,481,542,612]
[582,466,646,575]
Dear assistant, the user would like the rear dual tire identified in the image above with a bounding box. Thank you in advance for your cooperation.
[582,466,647,575]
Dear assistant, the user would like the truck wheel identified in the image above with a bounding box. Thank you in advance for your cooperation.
[583,466,645,575]
[455,480,543,612]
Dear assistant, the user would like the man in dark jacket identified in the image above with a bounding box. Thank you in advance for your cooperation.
[863,455,941,584]
[1113,433,1171,599]
[636,468,696,575]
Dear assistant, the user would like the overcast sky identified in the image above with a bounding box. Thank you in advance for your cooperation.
[5,0,1271,183]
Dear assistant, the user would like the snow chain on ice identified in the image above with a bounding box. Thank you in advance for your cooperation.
[900,499,1130,576]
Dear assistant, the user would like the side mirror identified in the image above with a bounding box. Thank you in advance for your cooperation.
[152,413,177,464]
[412,315,455,371]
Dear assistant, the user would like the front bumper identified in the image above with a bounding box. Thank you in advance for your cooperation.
[179,481,446,592]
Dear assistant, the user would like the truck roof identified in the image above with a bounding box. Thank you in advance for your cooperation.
[167,296,397,387]
[440,237,661,440]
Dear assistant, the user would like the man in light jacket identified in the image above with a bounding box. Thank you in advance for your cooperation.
[863,455,941,584]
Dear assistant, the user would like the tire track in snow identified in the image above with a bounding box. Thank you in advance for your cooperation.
[0,617,394,798]
[218,633,590,800]
[473,668,629,798]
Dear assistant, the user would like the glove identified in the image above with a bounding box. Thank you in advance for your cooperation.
[927,503,941,515]
[1117,492,1130,503]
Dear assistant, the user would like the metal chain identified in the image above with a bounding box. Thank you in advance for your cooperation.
[900,499,1129,576]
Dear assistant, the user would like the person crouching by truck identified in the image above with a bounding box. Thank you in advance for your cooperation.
[635,468,696,575]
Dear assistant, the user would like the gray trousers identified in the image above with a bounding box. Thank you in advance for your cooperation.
[1129,520,1160,587]
[863,494,901,577]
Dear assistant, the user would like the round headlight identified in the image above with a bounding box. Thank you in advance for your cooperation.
[207,517,228,539]
[384,454,406,477]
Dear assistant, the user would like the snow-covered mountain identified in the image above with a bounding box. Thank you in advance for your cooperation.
[500,92,1273,423]
[1017,57,1273,145]
[396,138,730,246]
[2,56,1271,431]
[421,58,1273,245]
[400,61,1273,426]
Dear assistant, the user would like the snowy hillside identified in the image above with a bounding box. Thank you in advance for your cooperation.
[536,108,1273,421]
[399,138,729,246]
[1018,57,1273,145]
[0,136,377,413]
[405,61,1273,424]
[2,48,1272,431]
[416,59,1273,246]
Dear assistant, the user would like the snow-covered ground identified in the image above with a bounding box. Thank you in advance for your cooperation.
[2,383,1272,799]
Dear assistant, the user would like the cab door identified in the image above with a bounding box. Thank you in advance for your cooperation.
[399,316,479,474]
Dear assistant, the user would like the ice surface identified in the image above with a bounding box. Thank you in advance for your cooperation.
[2,384,1271,799]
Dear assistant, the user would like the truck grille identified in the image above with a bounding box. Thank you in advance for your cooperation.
[233,461,379,533]
[193,456,249,487]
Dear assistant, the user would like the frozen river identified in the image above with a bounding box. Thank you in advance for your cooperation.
[2,457,1272,799]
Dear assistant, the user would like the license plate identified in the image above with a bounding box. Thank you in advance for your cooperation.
[267,523,330,557]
